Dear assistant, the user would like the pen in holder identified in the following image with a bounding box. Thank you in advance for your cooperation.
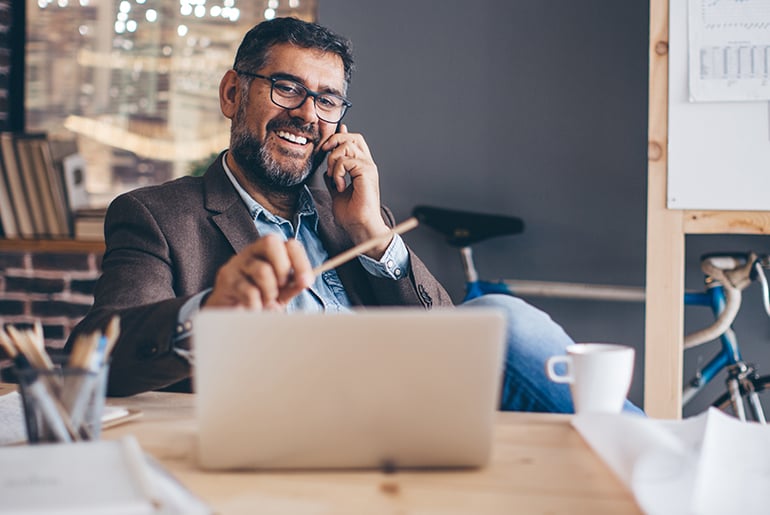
[16,360,110,443]
[0,317,119,444]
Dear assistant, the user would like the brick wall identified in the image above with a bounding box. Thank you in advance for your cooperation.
[0,251,101,349]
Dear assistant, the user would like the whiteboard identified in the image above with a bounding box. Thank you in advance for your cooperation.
[668,0,770,211]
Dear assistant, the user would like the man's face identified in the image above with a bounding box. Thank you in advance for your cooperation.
[229,43,346,190]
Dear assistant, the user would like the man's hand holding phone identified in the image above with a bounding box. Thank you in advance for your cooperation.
[321,124,392,259]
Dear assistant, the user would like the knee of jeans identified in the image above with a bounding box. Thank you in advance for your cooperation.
[462,294,573,356]
[463,294,554,329]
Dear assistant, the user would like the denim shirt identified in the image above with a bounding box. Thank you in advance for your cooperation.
[173,154,409,349]
[239,179,352,314]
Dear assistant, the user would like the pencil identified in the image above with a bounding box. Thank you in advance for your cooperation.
[5,326,54,371]
[312,217,419,276]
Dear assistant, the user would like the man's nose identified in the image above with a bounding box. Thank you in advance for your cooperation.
[288,95,319,123]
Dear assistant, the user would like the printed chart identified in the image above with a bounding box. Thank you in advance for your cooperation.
[689,0,770,101]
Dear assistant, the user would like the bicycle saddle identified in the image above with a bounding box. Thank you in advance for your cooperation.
[412,205,525,247]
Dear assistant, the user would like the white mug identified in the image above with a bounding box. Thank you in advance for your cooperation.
[545,343,635,414]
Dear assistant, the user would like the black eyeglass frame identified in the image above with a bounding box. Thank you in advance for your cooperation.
[234,69,352,124]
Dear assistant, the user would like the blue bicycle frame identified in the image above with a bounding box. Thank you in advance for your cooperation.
[464,279,510,302]
[681,284,742,405]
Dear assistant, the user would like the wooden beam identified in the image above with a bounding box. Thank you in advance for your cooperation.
[645,0,685,419]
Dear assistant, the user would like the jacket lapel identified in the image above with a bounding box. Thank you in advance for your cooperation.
[202,153,259,254]
[312,186,350,256]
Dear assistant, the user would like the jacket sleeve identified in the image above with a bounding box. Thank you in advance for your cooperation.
[65,193,194,397]
[342,205,454,309]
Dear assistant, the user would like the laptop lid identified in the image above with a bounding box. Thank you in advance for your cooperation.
[193,307,505,471]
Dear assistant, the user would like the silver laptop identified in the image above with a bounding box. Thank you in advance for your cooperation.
[193,307,505,471]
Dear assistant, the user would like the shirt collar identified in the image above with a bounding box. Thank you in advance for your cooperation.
[221,152,319,230]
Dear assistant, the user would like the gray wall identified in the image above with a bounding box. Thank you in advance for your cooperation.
[318,1,770,415]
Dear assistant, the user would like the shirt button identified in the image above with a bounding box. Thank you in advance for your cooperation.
[386,259,394,270]
[394,268,402,277]
[176,323,184,335]
[183,320,193,332]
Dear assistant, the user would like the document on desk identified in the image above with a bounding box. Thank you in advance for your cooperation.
[572,408,770,515]
[0,436,156,514]
[0,391,27,445]
[0,435,211,515]
[0,390,138,445]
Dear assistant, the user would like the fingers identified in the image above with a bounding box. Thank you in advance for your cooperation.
[322,128,375,193]
[278,239,315,303]
[326,156,371,193]
[204,234,315,311]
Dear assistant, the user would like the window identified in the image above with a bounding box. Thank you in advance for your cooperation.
[25,0,317,206]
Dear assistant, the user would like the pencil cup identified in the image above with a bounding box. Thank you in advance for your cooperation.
[16,363,109,444]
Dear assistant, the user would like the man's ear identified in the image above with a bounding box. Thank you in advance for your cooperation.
[219,69,239,120]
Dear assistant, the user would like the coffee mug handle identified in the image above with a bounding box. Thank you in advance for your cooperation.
[545,355,573,384]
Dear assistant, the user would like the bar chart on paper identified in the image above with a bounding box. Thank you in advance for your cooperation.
[689,0,770,102]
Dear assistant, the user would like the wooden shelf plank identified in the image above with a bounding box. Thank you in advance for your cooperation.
[684,210,770,235]
[0,239,104,253]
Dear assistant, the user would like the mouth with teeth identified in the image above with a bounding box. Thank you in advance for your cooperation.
[275,130,310,146]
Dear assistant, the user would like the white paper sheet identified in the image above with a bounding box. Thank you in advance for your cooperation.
[573,408,770,515]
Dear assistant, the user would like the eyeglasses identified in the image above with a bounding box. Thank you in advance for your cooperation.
[234,69,351,124]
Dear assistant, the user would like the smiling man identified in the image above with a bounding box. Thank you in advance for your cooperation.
[67,17,454,396]
[66,17,641,415]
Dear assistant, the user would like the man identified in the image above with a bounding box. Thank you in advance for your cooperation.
[67,17,637,414]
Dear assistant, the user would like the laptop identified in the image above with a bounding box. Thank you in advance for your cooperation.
[193,307,505,471]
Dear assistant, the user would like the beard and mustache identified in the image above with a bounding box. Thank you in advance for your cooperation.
[229,102,322,192]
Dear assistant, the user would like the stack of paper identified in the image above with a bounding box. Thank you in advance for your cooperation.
[573,408,770,515]
[0,436,210,515]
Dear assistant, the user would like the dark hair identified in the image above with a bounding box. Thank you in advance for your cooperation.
[233,17,354,88]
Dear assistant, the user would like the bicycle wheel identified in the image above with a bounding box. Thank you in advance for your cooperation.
[712,374,770,422]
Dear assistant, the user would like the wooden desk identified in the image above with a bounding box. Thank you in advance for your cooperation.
[104,392,641,514]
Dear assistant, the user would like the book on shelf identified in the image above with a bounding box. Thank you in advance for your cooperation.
[0,144,19,238]
[15,133,70,238]
[0,132,35,238]
[11,132,49,237]
[73,207,107,241]
[37,135,72,237]
[0,132,92,240]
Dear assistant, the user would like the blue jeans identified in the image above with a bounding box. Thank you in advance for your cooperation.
[462,294,644,415]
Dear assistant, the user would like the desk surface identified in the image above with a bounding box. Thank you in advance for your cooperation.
[103,392,640,515]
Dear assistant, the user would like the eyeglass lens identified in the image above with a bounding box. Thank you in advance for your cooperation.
[270,79,347,123]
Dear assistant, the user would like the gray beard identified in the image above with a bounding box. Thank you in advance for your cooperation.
[230,127,314,191]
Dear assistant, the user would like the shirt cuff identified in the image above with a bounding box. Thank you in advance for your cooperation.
[173,289,211,363]
[357,234,410,279]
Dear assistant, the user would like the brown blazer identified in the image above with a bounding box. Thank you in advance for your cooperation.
[67,154,453,396]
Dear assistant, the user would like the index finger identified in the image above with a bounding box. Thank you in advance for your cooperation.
[277,239,315,303]
[321,123,348,152]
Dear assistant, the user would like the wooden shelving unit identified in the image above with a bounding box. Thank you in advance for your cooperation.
[644,0,770,418]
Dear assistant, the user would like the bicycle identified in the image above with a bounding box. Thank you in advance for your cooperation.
[413,205,770,423]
